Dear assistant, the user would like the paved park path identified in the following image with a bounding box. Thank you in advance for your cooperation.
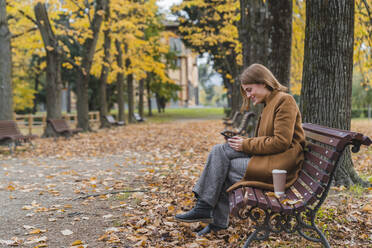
[0,153,150,247]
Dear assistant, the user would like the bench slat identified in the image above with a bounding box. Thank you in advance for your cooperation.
[293,180,316,205]
[265,192,282,212]
[285,188,305,211]
[277,195,293,214]
[306,142,339,161]
[299,171,324,196]
[302,161,330,184]
[234,188,245,208]
[229,191,237,215]
[254,189,269,209]
[305,152,334,173]
[244,187,257,206]
[304,130,346,151]
[303,123,364,141]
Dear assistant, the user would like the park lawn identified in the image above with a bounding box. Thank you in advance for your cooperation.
[143,107,225,123]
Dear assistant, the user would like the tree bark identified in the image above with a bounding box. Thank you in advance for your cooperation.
[267,0,292,88]
[99,0,111,128]
[301,0,367,187]
[127,71,134,123]
[138,79,144,118]
[34,3,63,137]
[115,40,125,124]
[239,0,269,68]
[76,0,107,131]
[146,73,152,116]
[124,44,134,123]
[0,0,13,120]
[239,0,269,123]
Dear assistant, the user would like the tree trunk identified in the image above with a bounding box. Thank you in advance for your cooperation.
[239,0,269,124]
[146,73,152,116]
[99,0,111,128]
[267,0,292,88]
[127,72,134,123]
[115,40,125,124]
[0,0,13,120]
[155,93,161,113]
[239,0,269,68]
[138,79,144,118]
[32,72,40,114]
[301,0,367,187]
[34,3,63,137]
[124,45,134,123]
[76,0,107,131]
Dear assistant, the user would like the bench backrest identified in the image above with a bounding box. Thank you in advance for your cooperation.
[285,123,371,211]
[105,115,116,124]
[0,120,22,138]
[48,119,71,133]
[236,112,255,135]
[133,113,143,121]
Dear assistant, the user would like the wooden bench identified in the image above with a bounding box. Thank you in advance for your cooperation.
[229,123,372,247]
[223,111,255,137]
[47,119,82,137]
[0,120,38,154]
[104,115,125,126]
[223,111,241,129]
[133,113,145,122]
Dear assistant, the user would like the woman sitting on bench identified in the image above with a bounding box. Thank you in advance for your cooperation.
[175,63,306,236]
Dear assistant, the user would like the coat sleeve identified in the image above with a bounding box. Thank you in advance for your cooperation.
[242,95,298,155]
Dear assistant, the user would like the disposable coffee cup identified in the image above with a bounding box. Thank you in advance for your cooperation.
[272,169,287,196]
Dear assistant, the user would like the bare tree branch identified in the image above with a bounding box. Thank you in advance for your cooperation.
[11,27,37,39]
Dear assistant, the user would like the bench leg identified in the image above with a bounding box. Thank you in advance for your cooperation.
[297,211,331,248]
[313,224,331,248]
[8,143,13,155]
[243,230,258,248]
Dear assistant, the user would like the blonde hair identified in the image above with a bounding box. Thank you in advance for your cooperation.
[240,63,288,111]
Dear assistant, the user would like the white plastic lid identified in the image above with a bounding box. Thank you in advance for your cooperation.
[272,169,287,173]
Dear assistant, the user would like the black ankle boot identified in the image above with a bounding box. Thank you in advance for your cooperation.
[175,199,213,223]
[197,224,226,236]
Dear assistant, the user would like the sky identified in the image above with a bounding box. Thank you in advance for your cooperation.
[156,0,183,12]
[156,0,183,20]
[156,0,222,86]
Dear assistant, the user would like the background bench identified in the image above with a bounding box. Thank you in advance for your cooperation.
[47,119,82,138]
[223,111,241,129]
[223,111,255,137]
[229,123,371,247]
[104,115,125,126]
[0,120,37,154]
[133,113,145,122]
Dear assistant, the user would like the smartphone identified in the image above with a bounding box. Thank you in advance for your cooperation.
[220,131,235,139]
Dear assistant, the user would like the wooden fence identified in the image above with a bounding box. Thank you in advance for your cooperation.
[14,112,100,135]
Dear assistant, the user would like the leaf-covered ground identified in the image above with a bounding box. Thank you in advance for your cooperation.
[0,120,371,247]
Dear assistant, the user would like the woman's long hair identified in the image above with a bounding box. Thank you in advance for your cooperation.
[240,63,288,112]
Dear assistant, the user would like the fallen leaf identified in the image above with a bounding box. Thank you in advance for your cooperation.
[61,229,74,236]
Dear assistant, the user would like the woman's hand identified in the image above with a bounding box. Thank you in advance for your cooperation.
[228,136,244,152]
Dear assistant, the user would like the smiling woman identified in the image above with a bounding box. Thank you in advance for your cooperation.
[175,63,306,237]
[241,84,270,106]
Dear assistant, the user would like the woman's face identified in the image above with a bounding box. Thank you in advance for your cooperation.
[241,83,271,106]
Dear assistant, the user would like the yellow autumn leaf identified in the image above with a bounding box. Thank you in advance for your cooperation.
[362,204,372,213]
[71,240,83,246]
[7,185,15,191]
[29,228,46,234]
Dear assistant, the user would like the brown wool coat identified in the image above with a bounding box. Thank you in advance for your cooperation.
[227,91,306,192]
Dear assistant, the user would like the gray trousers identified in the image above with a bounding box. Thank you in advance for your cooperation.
[193,143,250,228]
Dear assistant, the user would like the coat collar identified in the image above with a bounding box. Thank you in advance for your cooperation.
[263,90,279,107]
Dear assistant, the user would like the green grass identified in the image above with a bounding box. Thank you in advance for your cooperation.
[143,107,224,123]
